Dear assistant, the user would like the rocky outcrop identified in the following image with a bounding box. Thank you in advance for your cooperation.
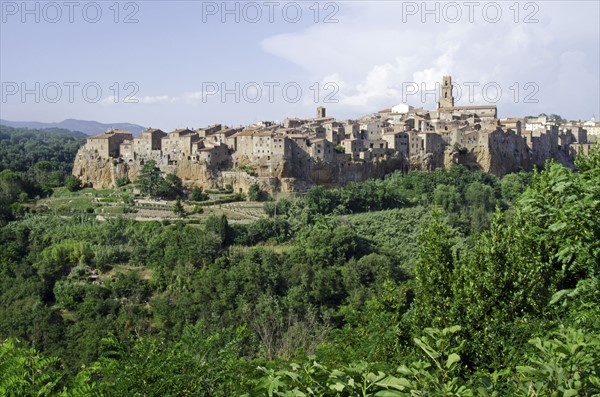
[73,152,119,188]
[73,147,410,193]
[73,137,575,193]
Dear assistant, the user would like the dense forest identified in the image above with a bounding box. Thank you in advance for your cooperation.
[0,127,598,396]
[0,126,87,225]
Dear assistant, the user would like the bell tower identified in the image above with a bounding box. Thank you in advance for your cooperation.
[317,106,326,118]
[438,75,454,109]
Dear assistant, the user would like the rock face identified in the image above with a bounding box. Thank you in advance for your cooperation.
[72,153,118,189]
[443,142,532,176]
[72,147,410,193]
[72,135,574,193]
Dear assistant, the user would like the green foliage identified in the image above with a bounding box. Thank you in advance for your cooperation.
[64,175,82,192]
[162,173,183,199]
[517,160,600,288]
[412,212,457,331]
[136,160,161,196]
[397,326,473,396]
[0,338,64,397]
[433,184,461,213]
[91,324,256,396]
[234,217,292,245]
[115,176,130,187]
[172,197,185,217]
[252,326,473,396]
[0,126,85,176]
[550,277,600,331]
[137,161,183,199]
[0,152,598,395]
[516,328,600,396]
[239,165,258,176]
[248,183,263,201]
[190,186,208,201]
[500,171,531,203]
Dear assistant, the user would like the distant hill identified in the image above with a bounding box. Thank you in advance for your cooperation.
[0,125,87,174]
[0,118,146,136]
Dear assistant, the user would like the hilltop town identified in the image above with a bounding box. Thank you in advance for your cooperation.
[73,76,598,193]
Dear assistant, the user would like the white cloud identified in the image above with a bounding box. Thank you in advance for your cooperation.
[259,1,599,118]
[137,95,172,104]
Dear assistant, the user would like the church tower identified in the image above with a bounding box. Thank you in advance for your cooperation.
[438,75,454,109]
[317,106,326,118]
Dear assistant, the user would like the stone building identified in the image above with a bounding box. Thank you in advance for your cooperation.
[73,76,587,192]
[582,116,600,139]
[310,138,335,162]
[161,128,200,158]
[119,140,134,161]
[438,75,454,109]
[252,132,274,159]
[133,128,167,157]
[85,129,133,158]
[383,130,409,155]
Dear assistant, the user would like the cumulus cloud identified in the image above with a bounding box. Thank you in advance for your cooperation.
[259,1,599,118]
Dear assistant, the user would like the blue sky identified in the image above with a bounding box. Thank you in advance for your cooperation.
[1,0,599,131]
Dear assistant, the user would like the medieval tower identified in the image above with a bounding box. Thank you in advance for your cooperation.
[317,106,326,118]
[438,75,454,109]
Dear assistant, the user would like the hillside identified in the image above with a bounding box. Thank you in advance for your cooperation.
[0,147,598,395]
[0,125,86,173]
[0,118,146,135]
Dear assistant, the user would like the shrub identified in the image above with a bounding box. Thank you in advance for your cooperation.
[65,175,82,192]
[116,176,131,187]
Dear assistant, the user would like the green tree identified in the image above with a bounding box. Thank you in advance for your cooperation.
[0,339,63,397]
[64,176,82,192]
[205,214,232,246]
[137,161,182,199]
[516,328,600,395]
[190,186,208,201]
[0,170,25,205]
[173,198,185,218]
[136,160,162,197]
[248,183,262,201]
[162,173,183,199]
[500,172,531,203]
[115,176,130,187]
[433,184,461,213]
[412,212,457,331]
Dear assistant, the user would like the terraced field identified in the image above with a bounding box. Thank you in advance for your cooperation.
[38,187,268,224]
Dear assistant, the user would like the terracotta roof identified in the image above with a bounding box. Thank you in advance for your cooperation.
[89,129,132,139]
[143,128,165,134]
[214,128,237,137]
[233,131,254,137]
[170,128,195,136]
